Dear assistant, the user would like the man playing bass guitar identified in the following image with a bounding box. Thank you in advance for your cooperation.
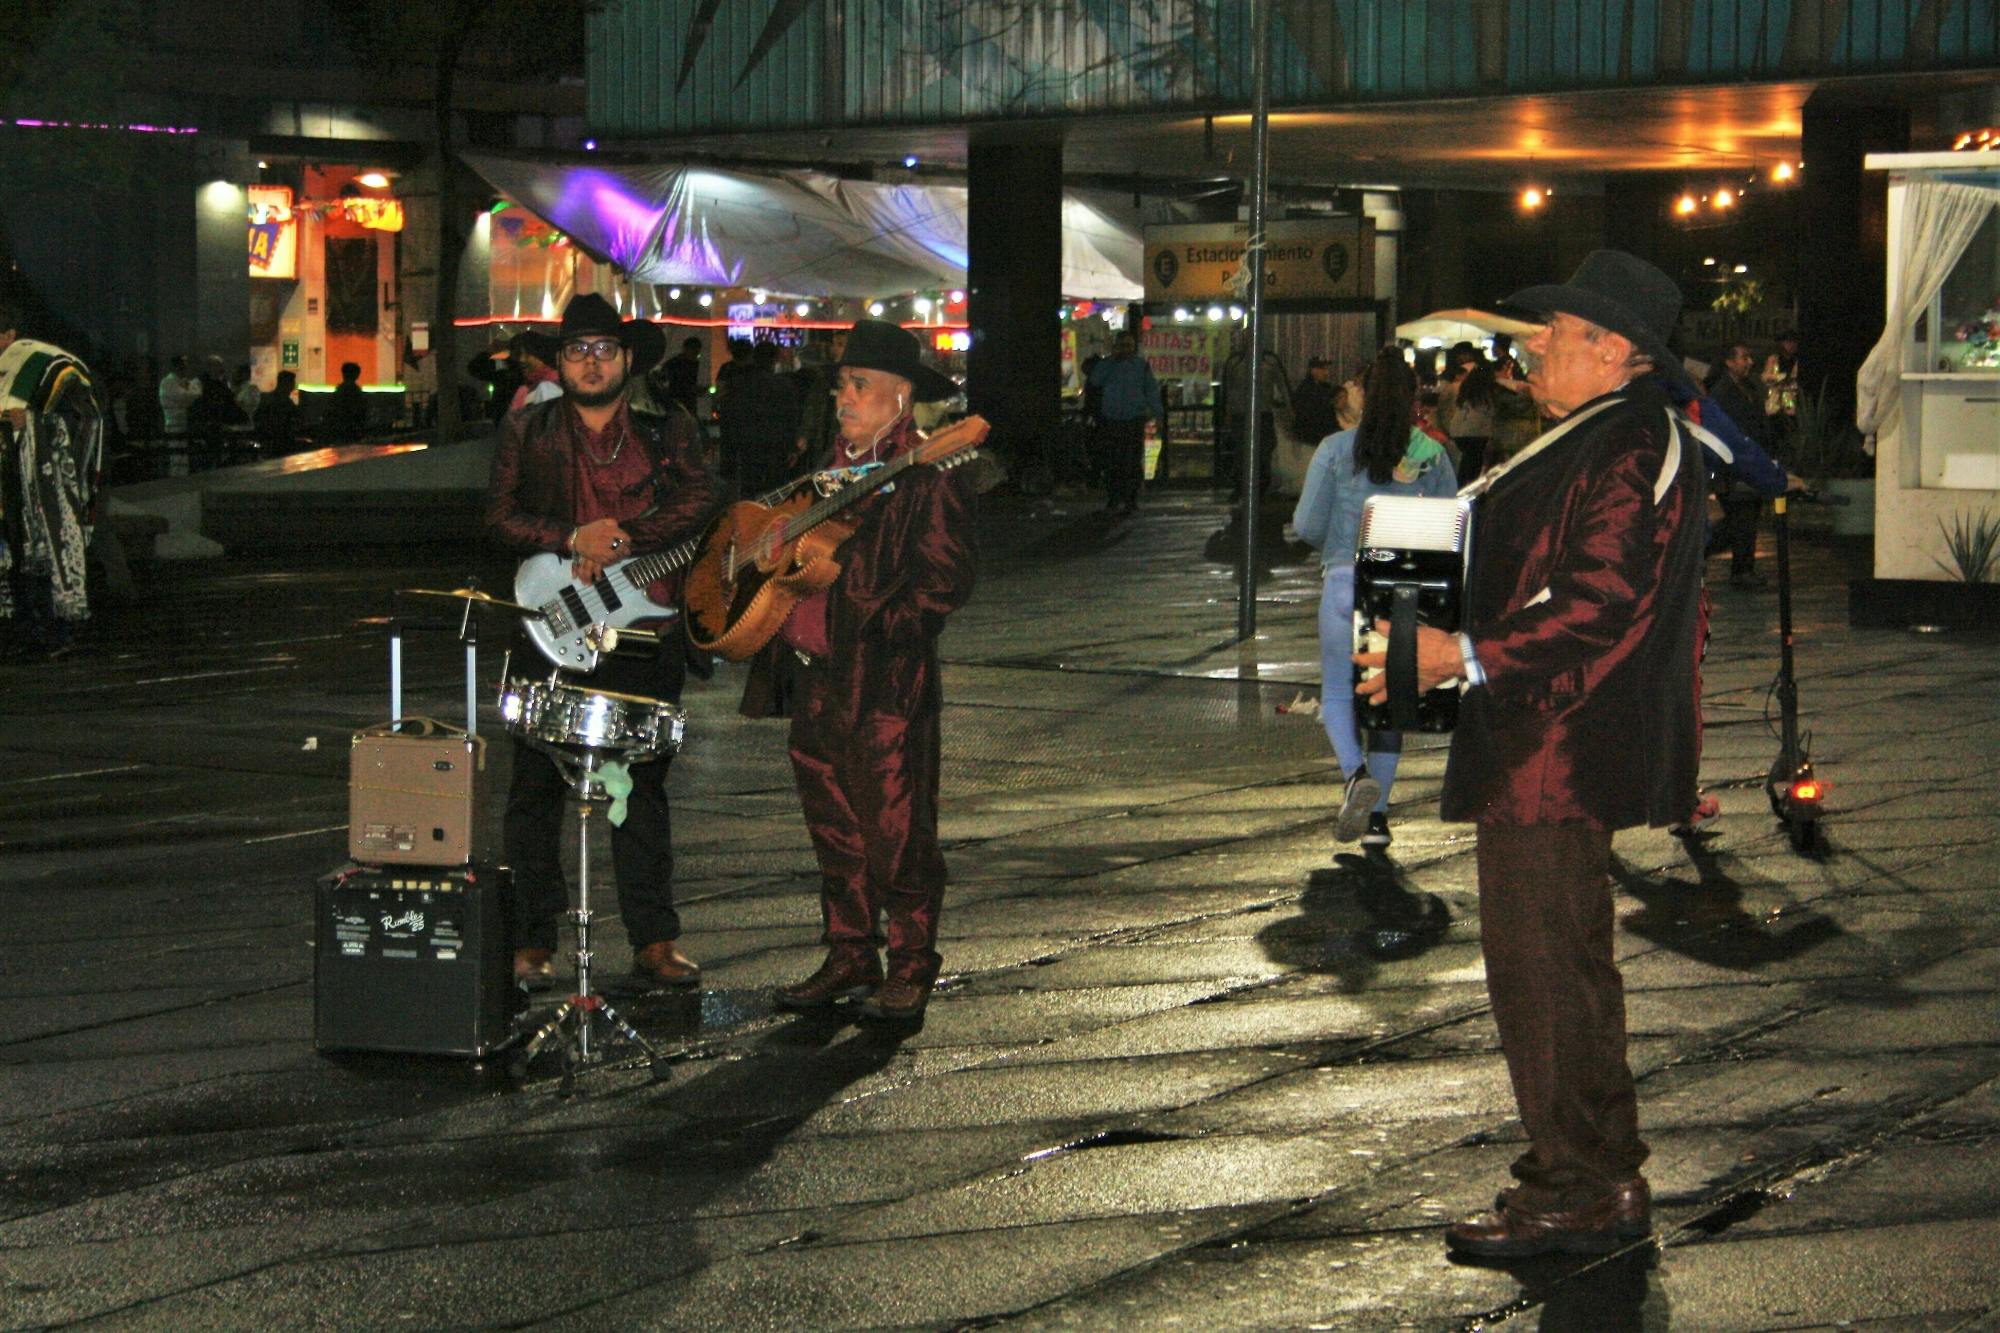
[484,293,719,993]
[743,319,976,1024]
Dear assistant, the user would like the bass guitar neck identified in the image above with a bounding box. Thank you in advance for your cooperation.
[514,478,804,672]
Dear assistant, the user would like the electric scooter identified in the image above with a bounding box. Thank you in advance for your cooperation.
[1765,492,1825,852]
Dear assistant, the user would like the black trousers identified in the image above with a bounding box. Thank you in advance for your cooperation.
[1100,418,1147,508]
[1715,489,1764,576]
[504,629,686,952]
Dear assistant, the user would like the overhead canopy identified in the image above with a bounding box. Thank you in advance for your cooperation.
[464,153,1143,301]
[1396,308,1542,346]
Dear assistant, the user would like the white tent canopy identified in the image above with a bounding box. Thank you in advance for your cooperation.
[464,153,1144,301]
[1396,307,1542,346]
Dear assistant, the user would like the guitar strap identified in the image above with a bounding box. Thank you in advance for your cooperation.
[812,461,885,497]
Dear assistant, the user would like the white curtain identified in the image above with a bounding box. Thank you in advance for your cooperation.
[1855,180,2000,438]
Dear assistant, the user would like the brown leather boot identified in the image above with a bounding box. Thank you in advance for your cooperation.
[631,940,701,990]
[512,947,555,993]
[857,973,935,1023]
[1495,1176,1651,1239]
[1447,1180,1645,1258]
[774,950,882,1011]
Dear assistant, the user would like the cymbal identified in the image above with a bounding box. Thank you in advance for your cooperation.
[399,586,538,614]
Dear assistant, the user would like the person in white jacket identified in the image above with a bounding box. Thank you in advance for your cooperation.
[157,356,202,437]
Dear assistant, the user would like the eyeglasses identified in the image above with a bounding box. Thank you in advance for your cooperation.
[561,338,624,363]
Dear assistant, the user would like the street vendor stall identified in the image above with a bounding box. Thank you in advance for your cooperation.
[1857,150,2000,589]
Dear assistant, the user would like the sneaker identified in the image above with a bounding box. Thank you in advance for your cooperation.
[1670,792,1722,837]
[1360,812,1392,847]
[1336,768,1381,843]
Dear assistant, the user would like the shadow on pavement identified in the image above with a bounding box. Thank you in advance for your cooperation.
[1452,1244,1665,1331]
[1614,842,1844,970]
[1256,851,1453,988]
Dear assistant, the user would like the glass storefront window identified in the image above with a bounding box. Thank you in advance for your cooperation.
[1931,210,1999,373]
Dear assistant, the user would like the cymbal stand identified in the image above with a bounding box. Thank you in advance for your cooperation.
[507,744,669,1092]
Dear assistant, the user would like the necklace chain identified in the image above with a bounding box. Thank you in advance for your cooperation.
[579,421,626,467]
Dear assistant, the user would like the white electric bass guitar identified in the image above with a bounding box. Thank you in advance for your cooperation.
[514,481,797,672]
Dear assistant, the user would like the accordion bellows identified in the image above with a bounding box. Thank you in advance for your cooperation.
[1352,495,1474,734]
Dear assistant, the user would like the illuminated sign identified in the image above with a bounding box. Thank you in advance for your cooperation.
[1142,218,1375,303]
[248,185,297,279]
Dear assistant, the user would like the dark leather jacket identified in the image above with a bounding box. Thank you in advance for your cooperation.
[484,397,719,581]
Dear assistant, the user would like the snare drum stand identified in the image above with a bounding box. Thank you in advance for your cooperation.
[507,743,670,1092]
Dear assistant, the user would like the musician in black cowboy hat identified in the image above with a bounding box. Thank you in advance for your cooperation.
[1354,250,1707,1259]
[742,318,974,1025]
[484,291,717,993]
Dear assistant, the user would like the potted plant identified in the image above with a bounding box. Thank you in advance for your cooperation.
[1786,385,1875,536]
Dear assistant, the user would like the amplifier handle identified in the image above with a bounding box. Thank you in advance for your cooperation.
[1387,584,1421,733]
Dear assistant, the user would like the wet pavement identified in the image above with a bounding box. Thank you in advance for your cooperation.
[2,476,1996,1331]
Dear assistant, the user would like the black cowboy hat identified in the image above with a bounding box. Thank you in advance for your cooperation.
[557,292,666,376]
[509,329,561,367]
[1501,250,1691,391]
[835,318,959,402]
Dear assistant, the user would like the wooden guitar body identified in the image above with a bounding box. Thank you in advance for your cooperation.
[682,415,988,662]
[684,496,858,661]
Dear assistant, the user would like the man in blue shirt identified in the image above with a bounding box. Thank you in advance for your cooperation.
[1086,333,1165,518]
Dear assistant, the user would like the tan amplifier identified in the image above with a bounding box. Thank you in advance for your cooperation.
[348,719,484,866]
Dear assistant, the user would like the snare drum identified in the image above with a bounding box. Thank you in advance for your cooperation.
[498,679,686,760]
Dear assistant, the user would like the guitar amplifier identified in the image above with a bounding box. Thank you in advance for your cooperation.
[313,862,518,1057]
[348,726,480,866]
[1352,494,1473,734]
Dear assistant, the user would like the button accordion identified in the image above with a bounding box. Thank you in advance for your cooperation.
[1351,494,1474,733]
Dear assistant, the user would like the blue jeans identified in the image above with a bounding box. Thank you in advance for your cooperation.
[1318,564,1400,813]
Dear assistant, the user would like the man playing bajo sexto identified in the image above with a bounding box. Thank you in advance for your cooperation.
[1355,251,1706,1259]
[736,319,977,1024]
[484,293,720,994]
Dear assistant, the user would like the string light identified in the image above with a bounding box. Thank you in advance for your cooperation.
[1713,188,1736,209]
[1675,193,1699,216]
[868,300,885,317]
[1519,185,1548,210]
[1771,161,1795,182]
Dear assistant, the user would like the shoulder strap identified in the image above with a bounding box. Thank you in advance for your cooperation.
[1456,396,1621,500]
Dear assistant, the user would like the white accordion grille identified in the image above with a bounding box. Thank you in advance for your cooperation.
[1356,496,1470,554]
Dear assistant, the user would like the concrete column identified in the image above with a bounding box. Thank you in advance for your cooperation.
[191,143,254,368]
[1800,94,1908,422]
[967,137,1062,479]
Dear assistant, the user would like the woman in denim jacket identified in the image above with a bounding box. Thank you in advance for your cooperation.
[1292,346,1458,846]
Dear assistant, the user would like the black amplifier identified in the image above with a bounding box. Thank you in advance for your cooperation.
[313,862,518,1057]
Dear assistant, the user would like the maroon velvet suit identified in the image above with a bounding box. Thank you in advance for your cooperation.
[741,418,977,985]
[1441,376,1704,1209]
